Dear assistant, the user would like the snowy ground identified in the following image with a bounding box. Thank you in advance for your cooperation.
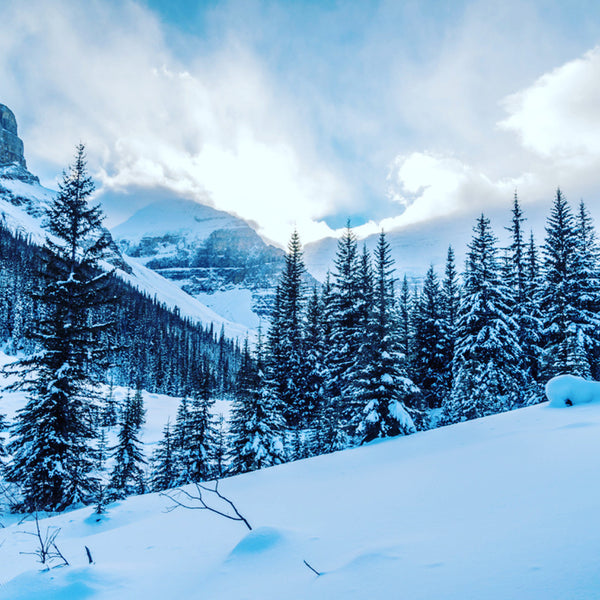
[1,385,600,598]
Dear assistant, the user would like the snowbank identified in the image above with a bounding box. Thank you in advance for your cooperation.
[545,374,600,407]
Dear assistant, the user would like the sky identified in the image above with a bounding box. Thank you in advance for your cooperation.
[2,0,600,246]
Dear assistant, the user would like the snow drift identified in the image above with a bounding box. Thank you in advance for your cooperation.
[545,374,600,407]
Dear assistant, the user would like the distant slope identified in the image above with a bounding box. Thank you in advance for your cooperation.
[0,166,251,340]
[0,397,598,599]
[112,197,306,330]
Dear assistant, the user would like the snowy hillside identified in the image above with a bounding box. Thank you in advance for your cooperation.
[1,395,599,599]
[112,197,289,329]
[0,169,252,339]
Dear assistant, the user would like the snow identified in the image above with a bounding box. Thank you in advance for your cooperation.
[545,374,600,407]
[115,256,252,340]
[111,198,245,246]
[195,288,262,330]
[2,393,600,598]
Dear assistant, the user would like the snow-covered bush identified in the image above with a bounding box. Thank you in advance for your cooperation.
[545,374,600,407]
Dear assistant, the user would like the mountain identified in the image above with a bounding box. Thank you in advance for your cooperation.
[0,103,249,340]
[111,198,291,329]
[0,382,597,599]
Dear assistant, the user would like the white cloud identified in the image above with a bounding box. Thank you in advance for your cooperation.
[0,0,344,245]
[500,46,600,168]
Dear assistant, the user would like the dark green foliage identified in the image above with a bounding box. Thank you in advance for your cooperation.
[6,145,112,511]
[444,215,524,423]
[109,391,146,498]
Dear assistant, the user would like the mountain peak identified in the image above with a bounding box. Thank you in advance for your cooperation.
[0,104,27,169]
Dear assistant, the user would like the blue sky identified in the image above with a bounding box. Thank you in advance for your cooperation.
[3,0,600,244]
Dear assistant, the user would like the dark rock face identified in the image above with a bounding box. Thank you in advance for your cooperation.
[0,104,27,169]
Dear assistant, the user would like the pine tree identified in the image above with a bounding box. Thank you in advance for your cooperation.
[412,265,446,409]
[6,144,114,511]
[540,189,595,378]
[354,231,417,442]
[439,246,460,401]
[267,230,308,427]
[505,194,544,402]
[326,223,362,433]
[109,391,146,498]
[573,200,600,378]
[212,414,228,478]
[229,338,286,474]
[178,380,216,483]
[151,420,176,492]
[444,215,524,423]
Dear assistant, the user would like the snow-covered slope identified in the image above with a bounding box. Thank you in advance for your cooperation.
[1,398,599,599]
[111,197,289,329]
[0,168,252,339]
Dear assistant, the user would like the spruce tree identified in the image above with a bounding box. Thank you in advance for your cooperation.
[7,144,114,511]
[326,224,362,434]
[505,194,544,402]
[412,265,446,409]
[229,338,286,474]
[354,231,417,442]
[151,420,176,492]
[439,246,460,401]
[444,215,524,423]
[540,189,595,378]
[267,230,308,427]
[109,391,146,498]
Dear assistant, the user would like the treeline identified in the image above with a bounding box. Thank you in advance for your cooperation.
[0,222,241,396]
[158,188,599,485]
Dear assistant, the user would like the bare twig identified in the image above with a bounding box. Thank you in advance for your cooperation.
[161,480,252,530]
[303,559,321,576]
[19,513,69,568]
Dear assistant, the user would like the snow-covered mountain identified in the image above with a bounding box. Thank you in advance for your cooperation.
[1,383,598,599]
[0,104,250,339]
[112,198,301,329]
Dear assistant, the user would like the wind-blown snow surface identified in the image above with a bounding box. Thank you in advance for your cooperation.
[2,400,600,599]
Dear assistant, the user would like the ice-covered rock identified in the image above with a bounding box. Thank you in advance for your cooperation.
[545,374,600,407]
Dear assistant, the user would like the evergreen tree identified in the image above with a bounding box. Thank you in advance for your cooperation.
[505,194,544,402]
[109,391,146,498]
[444,215,524,423]
[267,231,308,427]
[151,420,176,492]
[573,200,600,378]
[212,414,228,478]
[540,189,595,378]
[177,381,216,483]
[6,144,114,511]
[398,275,413,364]
[412,265,446,409]
[354,231,417,442]
[439,246,460,401]
[326,223,362,433]
[229,338,286,474]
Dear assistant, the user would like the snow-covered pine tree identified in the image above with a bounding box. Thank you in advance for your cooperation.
[398,275,413,365]
[412,265,446,409]
[540,189,595,378]
[326,223,363,434]
[151,420,176,492]
[229,338,286,474]
[354,231,417,443]
[439,246,460,401]
[504,194,544,403]
[212,414,228,478]
[108,391,146,498]
[573,200,600,378]
[6,144,114,511]
[177,375,216,483]
[130,385,146,430]
[266,230,308,427]
[443,214,524,423]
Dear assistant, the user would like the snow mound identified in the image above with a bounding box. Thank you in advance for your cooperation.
[228,527,287,557]
[545,374,600,407]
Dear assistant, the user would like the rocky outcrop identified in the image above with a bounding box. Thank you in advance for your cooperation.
[0,104,27,169]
